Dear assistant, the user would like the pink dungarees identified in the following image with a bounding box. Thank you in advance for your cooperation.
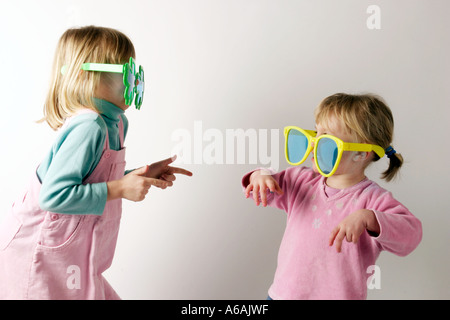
[0,109,126,299]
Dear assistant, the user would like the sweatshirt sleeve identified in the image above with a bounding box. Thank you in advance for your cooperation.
[241,166,315,213]
[38,115,108,215]
[366,188,422,257]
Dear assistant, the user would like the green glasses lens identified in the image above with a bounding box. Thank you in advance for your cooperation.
[123,57,145,109]
[134,66,145,110]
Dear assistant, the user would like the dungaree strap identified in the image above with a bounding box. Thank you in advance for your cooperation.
[118,115,125,149]
[96,114,124,151]
[103,121,110,150]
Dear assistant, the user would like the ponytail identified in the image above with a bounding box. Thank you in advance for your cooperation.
[381,146,403,182]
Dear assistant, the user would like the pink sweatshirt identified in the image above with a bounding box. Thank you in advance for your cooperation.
[242,166,422,300]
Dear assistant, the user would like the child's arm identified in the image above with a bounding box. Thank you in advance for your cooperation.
[367,193,422,256]
[242,166,313,212]
[329,189,422,255]
[39,116,172,214]
[38,117,108,215]
[107,158,192,202]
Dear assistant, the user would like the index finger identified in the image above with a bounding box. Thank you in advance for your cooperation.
[260,184,268,207]
[329,226,340,246]
[167,166,193,176]
[333,229,346,253]
[245,184,253,198]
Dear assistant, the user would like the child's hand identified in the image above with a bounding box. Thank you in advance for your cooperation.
[244,170,283,207]
[329,209,380,253]
[107,166,171,202]
[146,155,193,184]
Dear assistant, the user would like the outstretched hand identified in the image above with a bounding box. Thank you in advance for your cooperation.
[244,170,283,207]
[144,155,193,186]
[107,155,192,202]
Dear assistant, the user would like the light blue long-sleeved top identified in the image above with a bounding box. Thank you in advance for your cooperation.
[37,99,128,215]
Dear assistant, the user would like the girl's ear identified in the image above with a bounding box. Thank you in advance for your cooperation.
[353,152,370,162]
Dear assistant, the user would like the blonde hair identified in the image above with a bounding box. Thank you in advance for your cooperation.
[40,26,135,130]
[314,93,403,182]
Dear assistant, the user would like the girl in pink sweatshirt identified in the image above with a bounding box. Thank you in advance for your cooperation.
[242,93,422,299]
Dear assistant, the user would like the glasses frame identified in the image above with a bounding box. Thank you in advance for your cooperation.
[61,57,144,110]
[284,126,385,177]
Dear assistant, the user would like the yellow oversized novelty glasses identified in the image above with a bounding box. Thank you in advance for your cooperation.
[284,126,385,177]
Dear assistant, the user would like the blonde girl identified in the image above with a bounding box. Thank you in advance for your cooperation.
[242,93,422,299]
[0,26,192,300]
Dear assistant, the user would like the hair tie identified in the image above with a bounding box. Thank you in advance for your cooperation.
[385,146,397,158]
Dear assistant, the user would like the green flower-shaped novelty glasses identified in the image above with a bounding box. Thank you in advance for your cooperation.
[62,57,145,110]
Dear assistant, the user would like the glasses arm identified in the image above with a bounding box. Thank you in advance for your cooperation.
[81,63,123,73]
[61,63,124,75]
[304,129,317,137]
[343,142,385,158]
[283,126,317,137]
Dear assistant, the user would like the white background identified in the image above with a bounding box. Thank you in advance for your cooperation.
[0,0,448,299]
